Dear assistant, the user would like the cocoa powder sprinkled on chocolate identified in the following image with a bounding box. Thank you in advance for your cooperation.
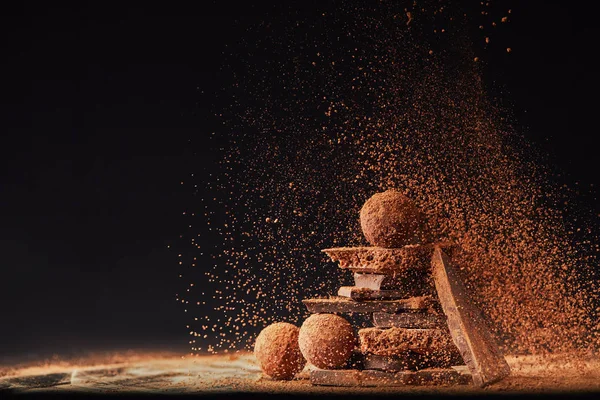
[178,2,599,360]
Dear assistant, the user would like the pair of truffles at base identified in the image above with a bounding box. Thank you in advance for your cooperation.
[254,190,431,380]
[254,314,356,380]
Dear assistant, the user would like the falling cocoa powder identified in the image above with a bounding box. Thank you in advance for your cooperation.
[179,1,599,359]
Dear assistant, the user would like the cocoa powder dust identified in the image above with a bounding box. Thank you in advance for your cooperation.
[177,1,599,360]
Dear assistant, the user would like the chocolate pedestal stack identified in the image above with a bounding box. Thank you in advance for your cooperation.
[303,244,472,387]
[301,190,510,387]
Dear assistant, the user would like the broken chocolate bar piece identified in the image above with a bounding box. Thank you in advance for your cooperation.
[310,367,472,387]
[353,271,434,294]
[302,296,433,314]
[359,327,462,363]
[373,311,445,329]
[324,242,458,275]
[322,245,433,275]
[431,246,510,387]
[363,352,428,372]
[353,273,386,290]
[310,369,362,387]
[364,368,472,386]
[364,350,462,371]
[338,286,417,301]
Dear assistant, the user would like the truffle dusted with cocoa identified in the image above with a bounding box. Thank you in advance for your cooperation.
[254,322,306,380]
[359,190,427,248]
[298,314,357,369]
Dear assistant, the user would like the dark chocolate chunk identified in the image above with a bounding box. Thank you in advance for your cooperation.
[302,296,433,314]
[373,311,445,329]
[363,352,428,372]
[338,286,417,301]
[310,368,472,387]
[431,246,510,387]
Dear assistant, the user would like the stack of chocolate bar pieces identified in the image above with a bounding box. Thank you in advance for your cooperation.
[302,244,510,387]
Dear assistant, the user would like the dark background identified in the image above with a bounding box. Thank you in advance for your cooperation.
[1,1,597,361]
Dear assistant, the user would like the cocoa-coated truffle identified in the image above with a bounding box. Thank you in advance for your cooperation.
[254,322,306,380]
[359,190,426,248]
[298,314,356,369]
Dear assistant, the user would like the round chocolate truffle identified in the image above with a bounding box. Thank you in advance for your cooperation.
[359,189,425,248]
[254,322,306,380]
[298,314,356,369]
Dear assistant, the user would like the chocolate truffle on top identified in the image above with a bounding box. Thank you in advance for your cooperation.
[359,189,426,248]
[298,314,356,369]
[254,322,306,380]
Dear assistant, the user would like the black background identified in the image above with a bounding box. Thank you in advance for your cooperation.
[1,1,598,361]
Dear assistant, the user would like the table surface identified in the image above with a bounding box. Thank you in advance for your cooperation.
[1,351,600,395]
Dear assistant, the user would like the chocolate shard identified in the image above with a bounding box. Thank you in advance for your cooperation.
[322,245,433,275]
[353,273,386,290]
[353,272,435,296]
[363,352,428,372]
[338,286,418,301]
[364,350,463,371]
[302,296,433,314]
[404,368,473,386]
[324,242,458,275]
[373,311,446,329]
[360,370,412,386]
[309,369,362,387]
[359,327,463,363]
[364,368,472,386]
[310,368,472,387]
[431,246,510,387]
